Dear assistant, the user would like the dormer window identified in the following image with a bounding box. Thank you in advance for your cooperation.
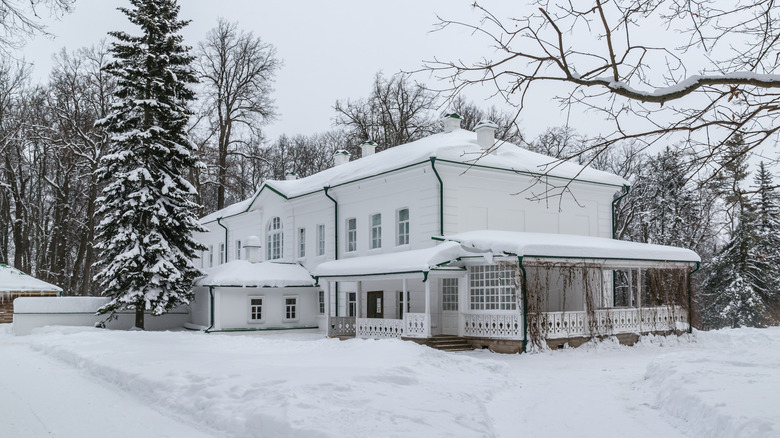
[267,217,283,260]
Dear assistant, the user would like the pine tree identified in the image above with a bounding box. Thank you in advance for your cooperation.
[752,162,780,321]
[94,0,204,329]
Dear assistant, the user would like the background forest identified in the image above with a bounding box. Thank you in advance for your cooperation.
[1,6,779,330]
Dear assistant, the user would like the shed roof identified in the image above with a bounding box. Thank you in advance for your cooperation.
[195,260,316,288]
[441,230,701,264]
[0,265,62,293]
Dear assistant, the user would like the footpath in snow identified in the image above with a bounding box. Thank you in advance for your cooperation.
[2,324,779,438]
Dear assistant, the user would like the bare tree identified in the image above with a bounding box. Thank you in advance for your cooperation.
[448,95,524,144]
[0,0,73,52]
[197,18,280,210]
[424,1,780,175]
[334,72,439,155]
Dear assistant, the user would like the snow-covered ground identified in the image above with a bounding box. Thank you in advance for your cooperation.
[2,324,778,438]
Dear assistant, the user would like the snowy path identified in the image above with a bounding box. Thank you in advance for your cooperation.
[0,327,216,438]
[2,325,778,438]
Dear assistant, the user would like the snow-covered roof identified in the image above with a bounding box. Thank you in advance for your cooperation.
[195,260,316,288]
[313,242,466,278]
[200,129,629,224]
[0,265,62,293]
[442,231,701,264]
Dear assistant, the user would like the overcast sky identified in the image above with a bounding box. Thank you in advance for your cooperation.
[22,0,551,142]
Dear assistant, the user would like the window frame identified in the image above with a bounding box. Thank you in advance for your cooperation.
[347,292,357,317]
[468,264,517,311]
[298,227,306,258]
[266,217,284,260]
[346,218,357,253]
[369,213,382,249]
[442,278,459,311]
[317,224,326,256]
[208,245,214,268]
[219,243,225,264]
[283,295,299,321]
[236,240,242,261]
[396,207,410,246]
[248,296,264,323]
[318,290,325,314]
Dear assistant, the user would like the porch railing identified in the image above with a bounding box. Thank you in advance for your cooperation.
[356,317,404,339]
[403,313,430,338]
[462,313,523,339]
[328,316,356,337]
[539,306,689,339]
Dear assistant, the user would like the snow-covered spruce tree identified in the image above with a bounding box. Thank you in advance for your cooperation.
[94,0,204,329]
[752,162,780,322]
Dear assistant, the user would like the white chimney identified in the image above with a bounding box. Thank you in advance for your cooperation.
[245,235,262,263]
[360,140,377,158]
[333,150,351,166]
[442,113,462,133]
[475,120,499,153]
[285,171,298,180]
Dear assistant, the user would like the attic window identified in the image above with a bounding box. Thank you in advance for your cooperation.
[267,217,283,260]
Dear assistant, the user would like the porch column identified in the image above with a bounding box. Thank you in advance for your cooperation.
[324,281,331,318]
[402,278,407,318]
[356,281,362,318]
[636,269,643,308]
[424,277,431,315]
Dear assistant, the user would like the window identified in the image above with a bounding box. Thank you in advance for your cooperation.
[208,245,214,267]
[347,292,357,317]
[469,265,517,311]
[318,290,325,314]
[284,297,298,320]
[397,291,410,318]
[370,213,382,249]
[199,250,204,269]
[267,217,283,260]
[236,240,242,260]
[219,243,225,264]
[346,218,357,252]
[298,228,306,258]
[397,208,409,246]
[317,224,325,256]
[249,297,263,322]
[442,278,459,311]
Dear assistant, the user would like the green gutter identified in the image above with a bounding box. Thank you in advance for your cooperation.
[216,217,228,264]
[518,256,528,353]
[430,157,444,236]
[687,261,701,334]
[611,184,630,239]
[207,326,319,333]
[205,286,215,333]
[324,186,339,313]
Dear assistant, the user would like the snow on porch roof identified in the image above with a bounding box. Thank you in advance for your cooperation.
[195,260,316,288]
[313,242,466,279]
[0,265,62,293]
[441,231,701,264]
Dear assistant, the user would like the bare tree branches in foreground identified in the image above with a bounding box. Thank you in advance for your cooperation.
[424,0,780,178]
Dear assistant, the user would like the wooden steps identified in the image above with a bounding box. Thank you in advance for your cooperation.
[426,335,475,352]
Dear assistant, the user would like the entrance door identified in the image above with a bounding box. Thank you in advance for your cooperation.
[367,291,383,318]
[440,278,459,335]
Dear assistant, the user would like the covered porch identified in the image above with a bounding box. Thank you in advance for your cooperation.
[314,231,700,352]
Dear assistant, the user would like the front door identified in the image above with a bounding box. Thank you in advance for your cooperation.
[367,291,383,319]
[440,278,459,335]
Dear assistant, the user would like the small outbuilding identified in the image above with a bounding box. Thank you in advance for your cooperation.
[0,264,62,324]
[189,237,321,332]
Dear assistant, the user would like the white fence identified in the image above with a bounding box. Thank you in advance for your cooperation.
[328,316,356,337]
[462,313,523,339]
[538,306,688,339]
[13,297,189,335]
[403,313,430,339]
[356,317,404,339]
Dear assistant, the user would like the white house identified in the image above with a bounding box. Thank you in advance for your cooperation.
[193,115,699,352]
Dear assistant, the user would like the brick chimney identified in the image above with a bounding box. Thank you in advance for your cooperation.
[333,150,351,166]
[245,235,262,263]
[285,171,298,180]
[475,120,499,153]
[360,140,377,158]
[442,113,462,133]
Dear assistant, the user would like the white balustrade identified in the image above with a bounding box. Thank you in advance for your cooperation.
[462,313,523,339]
[328,316,356,337]
[403,313,429,338]
[541,306,688,339]
[356,317,404,339]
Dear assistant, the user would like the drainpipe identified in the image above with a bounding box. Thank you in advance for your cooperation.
[687,261,700,334]
[324,186,339,313]
[205,286,215,333]
[429,157,444,236]
[611,185,631,306]
[517,256,528,353]
[216,217,228,263]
